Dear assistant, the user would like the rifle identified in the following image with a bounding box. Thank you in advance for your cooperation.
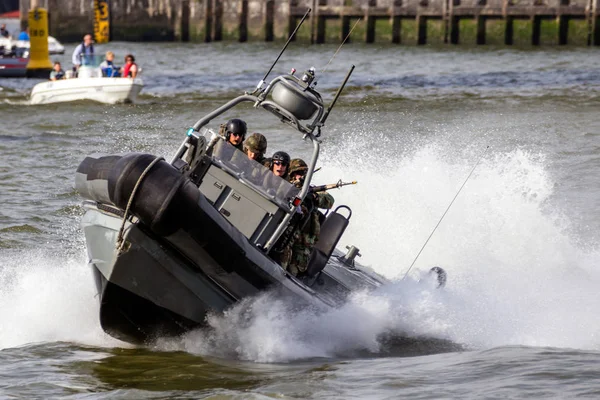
[310,179,357,193]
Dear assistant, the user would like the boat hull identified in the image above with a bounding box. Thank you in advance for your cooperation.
[0,56,27,77]
[85,208,236,343]
[30,77,144,105]
[82,202,332,344]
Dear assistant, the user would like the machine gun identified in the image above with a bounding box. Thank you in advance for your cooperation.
[310,179,357,193]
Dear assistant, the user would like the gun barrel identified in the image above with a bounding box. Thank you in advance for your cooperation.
[310,180,357,192]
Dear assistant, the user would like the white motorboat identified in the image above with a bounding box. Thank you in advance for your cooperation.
[0,35,65,56]
[30,56,144,105]
[13,35,65,54]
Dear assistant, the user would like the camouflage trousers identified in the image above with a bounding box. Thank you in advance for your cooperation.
[279,230,317,276]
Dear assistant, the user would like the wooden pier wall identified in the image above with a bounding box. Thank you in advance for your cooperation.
[19,0,600,45]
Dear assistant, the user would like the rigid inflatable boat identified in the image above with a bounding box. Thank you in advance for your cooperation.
[75,61,445,344]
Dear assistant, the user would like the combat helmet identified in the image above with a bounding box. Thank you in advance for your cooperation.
[225,118,247,141]
[288,158,308,176]
[244,132,268,154]
[271,151,290,167]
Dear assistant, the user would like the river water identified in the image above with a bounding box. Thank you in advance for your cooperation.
[1,42,600,398]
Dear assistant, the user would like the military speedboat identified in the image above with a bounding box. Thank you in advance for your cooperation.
[76,52,447,344]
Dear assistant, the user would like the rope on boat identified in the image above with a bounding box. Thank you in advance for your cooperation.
[403,146,490,280]
[321,18,361,75]
[116,156,165,254]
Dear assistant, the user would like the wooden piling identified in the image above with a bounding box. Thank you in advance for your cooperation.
[531,15,541,46]
[342,15,351,43]
[181,0,190,42]
[316,8,326,44]
[365,0,376,43]
[477,16,486,44]
[504,16,513,45]
[558,15,568,45]
[204,0,212,43]
[450,16,459,44]
[265,0,275,41]
[288,0,298,41]
[366,15,376,43]
[239,0,248,42]
[214,0,223,41]
[417,16,427,45]
[392,16,401,44]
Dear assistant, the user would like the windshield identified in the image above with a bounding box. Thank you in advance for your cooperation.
[210,138,299,209]
[80,54,104,68]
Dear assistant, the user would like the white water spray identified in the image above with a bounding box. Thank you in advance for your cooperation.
[2,132,598,359]
[0,249,123,350]
[156,139,600,361]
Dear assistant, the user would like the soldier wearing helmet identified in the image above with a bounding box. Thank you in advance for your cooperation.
[287,158,308,185]
[277,158,334,276]
[243,132,268,164]
[206,118,247,157]
[266,151,291,179]
[224,118,247,151]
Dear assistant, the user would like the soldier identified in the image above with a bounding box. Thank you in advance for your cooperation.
[243,132,268,164]
[223,118,247,151]
[262,151,292,199]
[279,158,334,276]
[265,151,290,179]
[205,118,247,160]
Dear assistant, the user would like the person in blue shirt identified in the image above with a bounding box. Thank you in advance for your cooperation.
[99,51,120,77]
[17,27,29,41]
[71,34,94,70]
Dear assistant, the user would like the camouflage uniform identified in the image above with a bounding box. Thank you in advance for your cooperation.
[279,159,334,276]
[241,133,268,185]
[243,133,267,165]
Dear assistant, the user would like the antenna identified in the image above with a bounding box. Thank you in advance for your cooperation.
[320,65,355,126]
[322,18,361,75]
[253,8,312,92]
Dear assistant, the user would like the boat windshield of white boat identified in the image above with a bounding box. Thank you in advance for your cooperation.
[77,55,104,78]
[205,134,299,210]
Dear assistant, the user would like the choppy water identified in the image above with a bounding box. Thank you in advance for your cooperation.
[1,42,600,398]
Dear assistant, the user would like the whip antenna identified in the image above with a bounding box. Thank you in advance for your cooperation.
[403,146,490,280]
[322,18,361,74]
[255,8,311,91]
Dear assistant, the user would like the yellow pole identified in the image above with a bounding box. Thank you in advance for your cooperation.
[94,0,110,44]
[26,7,53,78]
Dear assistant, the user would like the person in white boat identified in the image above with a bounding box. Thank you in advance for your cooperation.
[0,24,10,38]
[120,54,138,78]
[17,27,29,40]
[99,51,120,77]
[17,27,29,41]
[49,62,65,81]
[72,34,94,71]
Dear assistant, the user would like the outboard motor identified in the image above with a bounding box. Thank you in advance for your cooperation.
[305,206,352,277]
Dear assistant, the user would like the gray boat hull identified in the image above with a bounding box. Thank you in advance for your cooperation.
[82,201,351,343]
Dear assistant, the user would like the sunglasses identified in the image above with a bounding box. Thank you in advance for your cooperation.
[273,161,286,166]
[229,132,242,137]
